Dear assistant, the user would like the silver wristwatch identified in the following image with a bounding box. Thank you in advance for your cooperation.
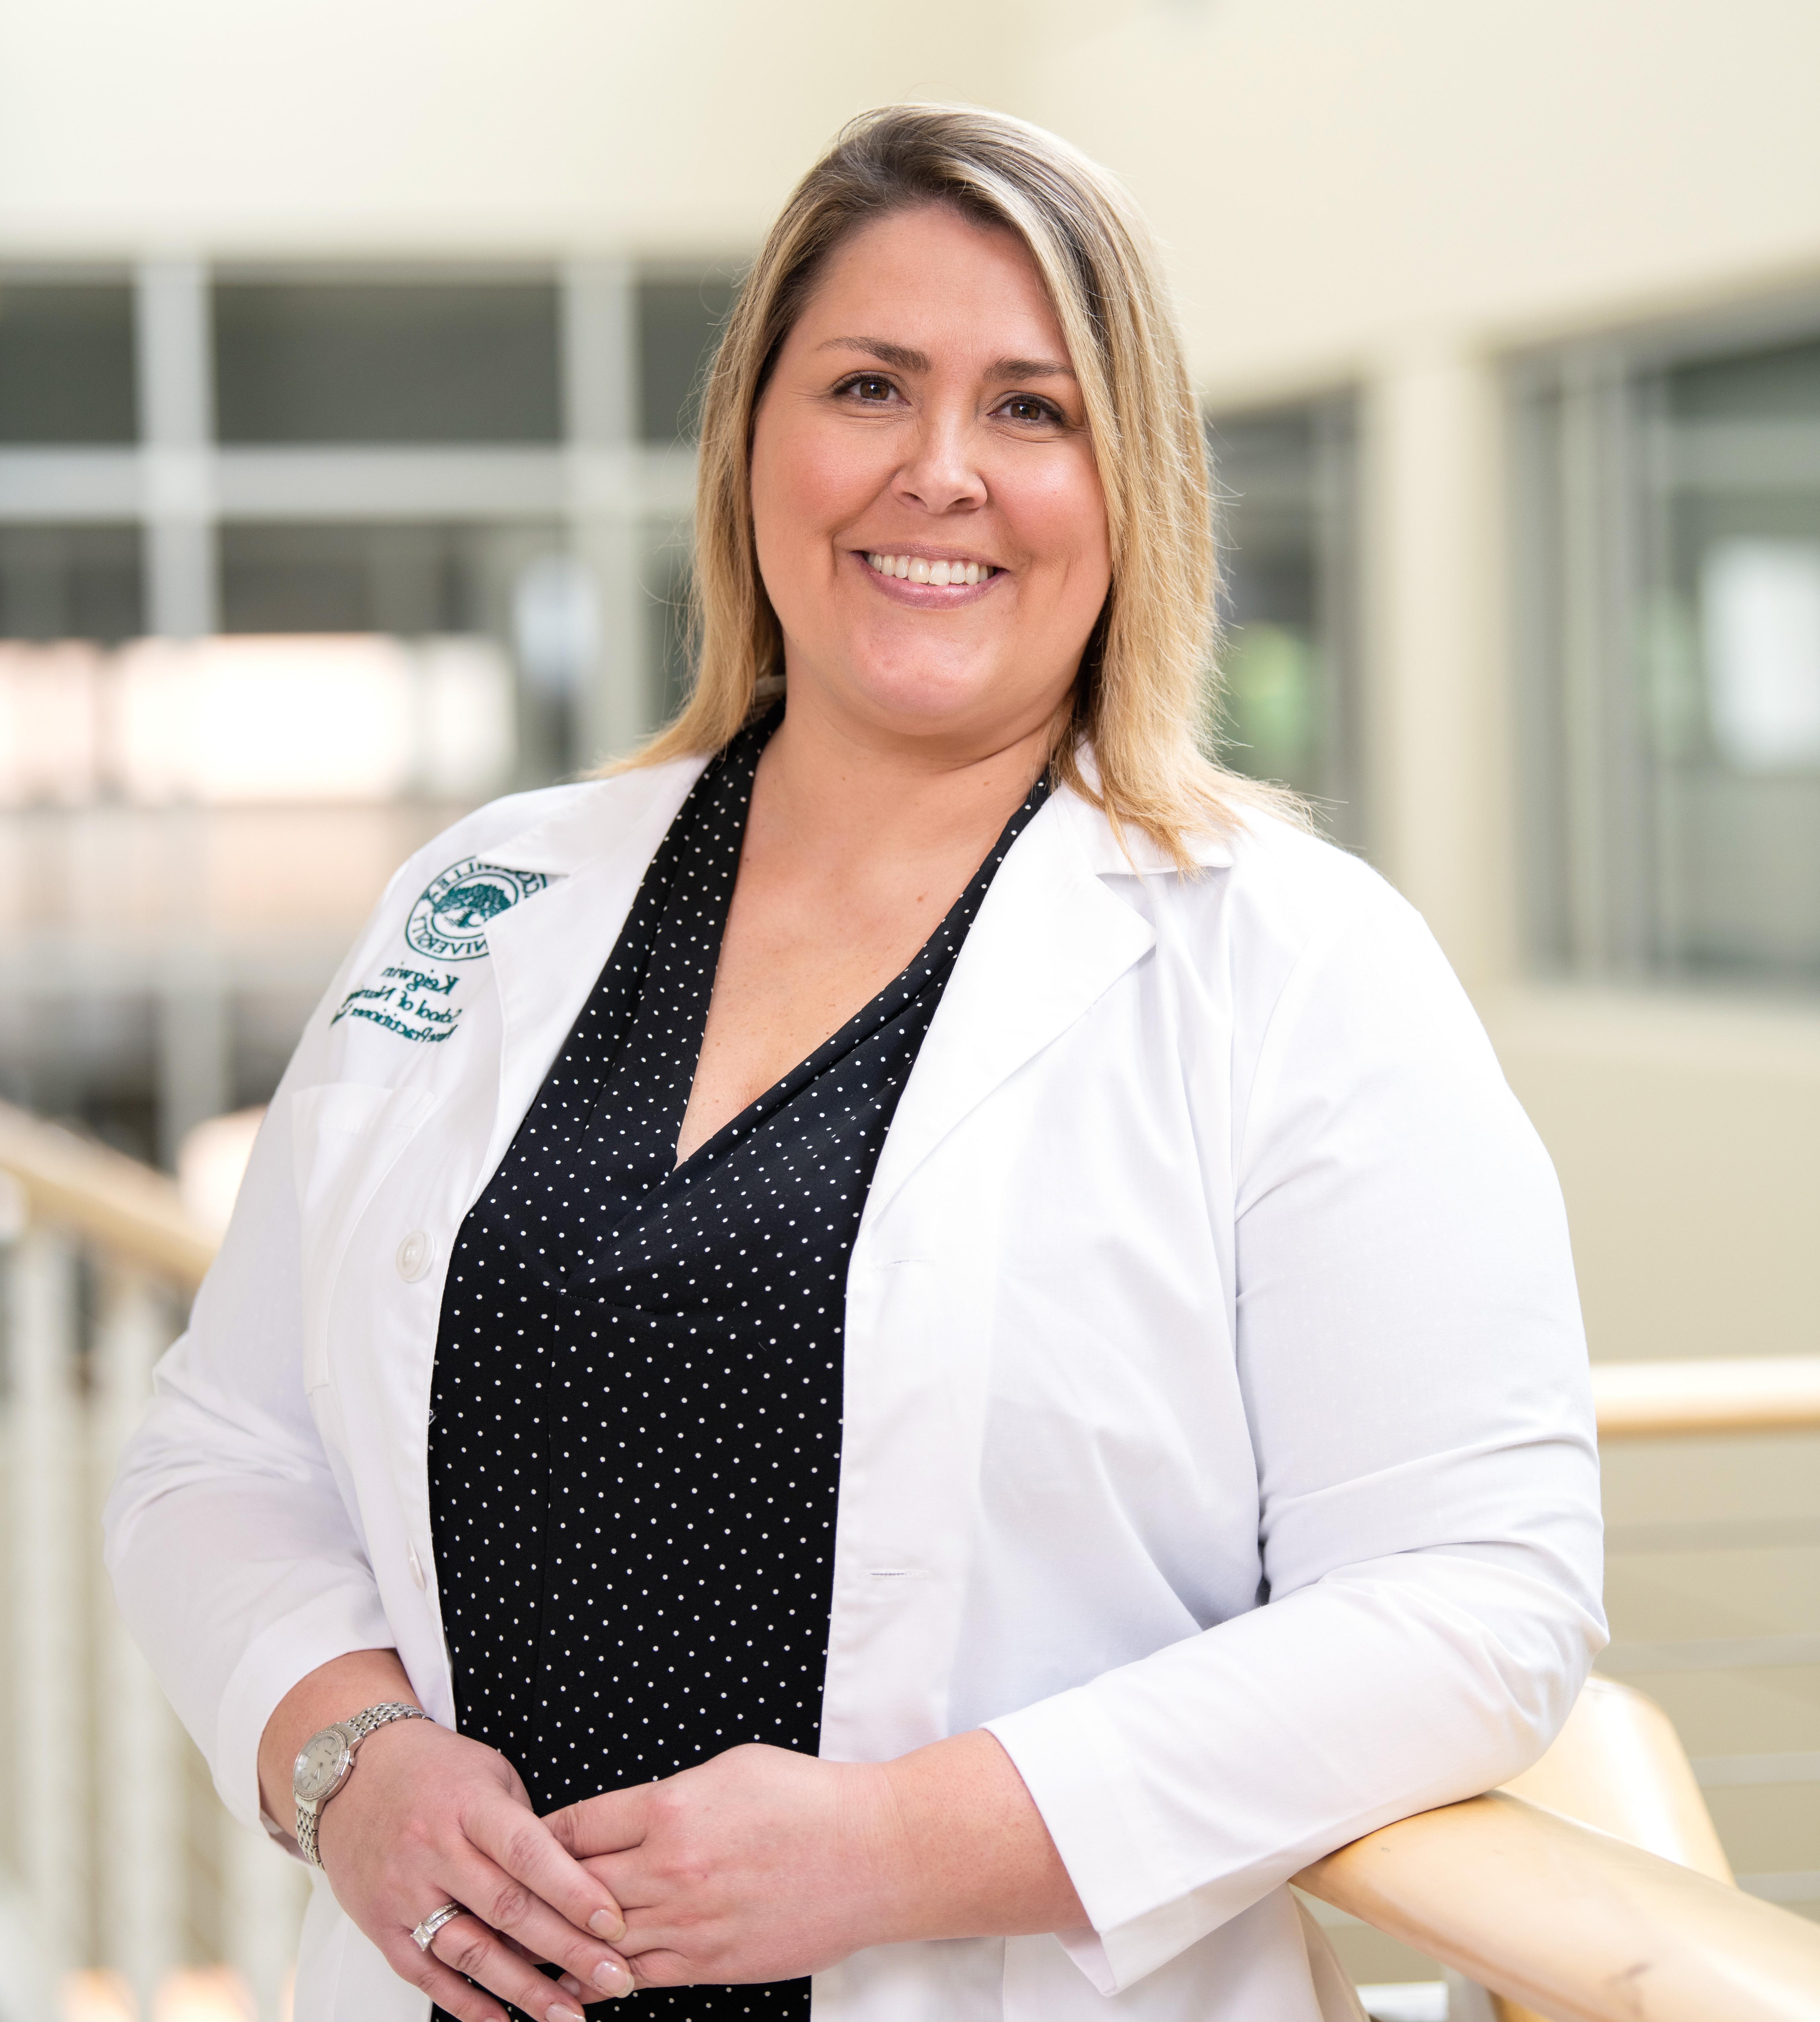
[293,1701,432,1866]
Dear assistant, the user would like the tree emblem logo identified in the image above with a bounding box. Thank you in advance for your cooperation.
[405,858,549,962]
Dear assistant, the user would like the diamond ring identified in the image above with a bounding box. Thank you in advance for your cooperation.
[412,1902,464,1953]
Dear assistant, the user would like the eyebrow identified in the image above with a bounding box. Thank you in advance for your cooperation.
[816,336,1077,382]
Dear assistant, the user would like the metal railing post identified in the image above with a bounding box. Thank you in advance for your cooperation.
[93,1263,186,2015]
[8,1228,89,1985]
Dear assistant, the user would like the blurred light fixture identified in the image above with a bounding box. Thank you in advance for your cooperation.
[177,1106,267,1239]
[0,633,515,808]
[513,551,600,702]
[59,1968,135,2022]
[151,1966,255,2022]
[116,635,418,802]
[0,641,104,804]
[1702,538,1820,773]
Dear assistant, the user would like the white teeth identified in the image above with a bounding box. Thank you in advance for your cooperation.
[866,552,995,584]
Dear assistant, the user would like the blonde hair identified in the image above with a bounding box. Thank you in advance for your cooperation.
[624,101,1289,861]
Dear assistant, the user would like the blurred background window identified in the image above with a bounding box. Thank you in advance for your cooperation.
[213,277,563,443]
[0,278,138,444]
[643,530,697,725]
[1517,312,1820,989]
[219,521,512,634]
[0,525,145,641]
[1208,395,1363,846]
[0,258,734,1171]
[637,272,738,443]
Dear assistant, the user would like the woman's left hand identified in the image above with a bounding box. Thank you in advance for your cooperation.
[543,1730,1086,1990]
[544,1745,892,1988]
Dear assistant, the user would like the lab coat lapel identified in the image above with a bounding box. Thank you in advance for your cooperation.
[823,790,1163,1765]
[473,757,706,1193]
[863,788,1158,1232]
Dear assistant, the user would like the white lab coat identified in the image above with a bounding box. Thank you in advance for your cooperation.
[105,753,1606,2022]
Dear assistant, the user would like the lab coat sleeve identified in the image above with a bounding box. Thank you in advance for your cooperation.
[102,946,399,1834]
[985,877,1608,1993]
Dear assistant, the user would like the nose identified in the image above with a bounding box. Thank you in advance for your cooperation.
[891,404,987,516]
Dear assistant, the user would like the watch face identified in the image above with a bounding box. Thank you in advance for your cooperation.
[294,1727,353,1803]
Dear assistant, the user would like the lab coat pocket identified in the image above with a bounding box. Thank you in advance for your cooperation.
[292,1080,437,1392]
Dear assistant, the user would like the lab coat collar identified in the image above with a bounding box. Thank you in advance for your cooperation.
[1050,748,1237,877]
[864,773,1197,1228]
[486,755,711,877]
[474,747,1231,1228]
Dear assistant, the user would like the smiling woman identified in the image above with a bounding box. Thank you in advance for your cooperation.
[105,104,1605,2022]
[640,103,1256,860]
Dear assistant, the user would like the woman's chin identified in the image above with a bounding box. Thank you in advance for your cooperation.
[796,652,1040,744]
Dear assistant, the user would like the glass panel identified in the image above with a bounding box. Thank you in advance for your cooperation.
[0,280,138,443]
[0,524,144,640]
[1208,396,1361,843]
[218,519,558,635]
[219,518,573,786]
[1647,339,1820,981]
[213,280,562,443]
[642,526,696,726]
[1519,325,1820,989]
[0,988,160,1160]
[638,273,737,444]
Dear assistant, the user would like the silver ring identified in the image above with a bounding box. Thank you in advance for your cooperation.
[412,1902,464,1953]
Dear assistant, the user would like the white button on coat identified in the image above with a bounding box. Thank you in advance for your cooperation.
[102,753,1605,2022]
[395,1231,432,1282]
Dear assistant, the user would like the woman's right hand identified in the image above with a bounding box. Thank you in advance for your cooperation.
[259,1652,634,2021]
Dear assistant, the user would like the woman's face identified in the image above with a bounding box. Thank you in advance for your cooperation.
[749,203,1111,754]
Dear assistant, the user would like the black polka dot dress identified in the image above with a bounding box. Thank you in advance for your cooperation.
[428,708,1048,2018]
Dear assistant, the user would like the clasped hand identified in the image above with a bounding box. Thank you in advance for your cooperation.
[543,1729,1087,1992]
[544,1743,905,1991]
[313,1714,1079,2013]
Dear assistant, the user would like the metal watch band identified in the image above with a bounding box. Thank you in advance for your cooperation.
[297,1778,334,1868]
[297,1703,432,1867]
[346,1700,432,1745]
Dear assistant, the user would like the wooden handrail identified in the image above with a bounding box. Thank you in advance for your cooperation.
[1501,1678,1730,1883]
[1591,1355,1820,1437]
[1296,1788,1820,2022]
[0,1100,216,1288]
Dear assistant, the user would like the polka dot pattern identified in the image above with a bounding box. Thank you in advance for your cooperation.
[428,707,1048,2017]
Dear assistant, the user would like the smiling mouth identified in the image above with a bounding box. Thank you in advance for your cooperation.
[864,550,999,586]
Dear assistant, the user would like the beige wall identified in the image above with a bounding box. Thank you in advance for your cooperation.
[1026,0,1820,1363]
[5,0,1817,1361]
[0,0,1007,257]
[1024,0,1820,395]
[10,0,1816,353]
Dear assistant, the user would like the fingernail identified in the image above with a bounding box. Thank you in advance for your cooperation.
[593,1959,632,1994]
[547,2005,586,2022]
[590,1909,626,1942]
[558,1975,584,1997]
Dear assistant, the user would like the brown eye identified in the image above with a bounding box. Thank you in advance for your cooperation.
[999,395,1060,424]
[841,374,896,403]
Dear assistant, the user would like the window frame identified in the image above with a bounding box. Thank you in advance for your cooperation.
[1511,284,1820,995]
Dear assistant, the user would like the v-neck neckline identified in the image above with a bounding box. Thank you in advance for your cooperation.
[661,727,1054,1184]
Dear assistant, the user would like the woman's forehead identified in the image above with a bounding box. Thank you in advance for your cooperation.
[794,206,1070,365]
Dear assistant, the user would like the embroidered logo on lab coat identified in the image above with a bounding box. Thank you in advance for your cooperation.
[405,858,549,962]
[329,857,550,1044]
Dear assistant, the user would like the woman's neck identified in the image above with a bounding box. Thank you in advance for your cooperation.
[750,680,1060,879]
